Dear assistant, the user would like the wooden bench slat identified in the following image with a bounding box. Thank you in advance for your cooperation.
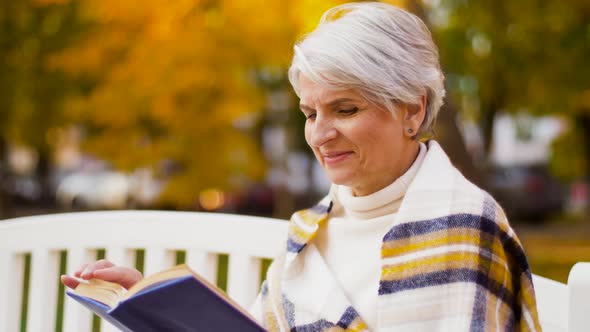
[27,249,60,332]
[63,248,96,332]
[0,252,25,332]
[101,247,135,332]
[105,246,134,269]
[186,249,218,284]
[144,246,175,277]
[227,253,261,309]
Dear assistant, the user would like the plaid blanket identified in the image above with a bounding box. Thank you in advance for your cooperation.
[255,141,541,331]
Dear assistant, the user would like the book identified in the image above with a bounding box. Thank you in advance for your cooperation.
[66,264,266,332]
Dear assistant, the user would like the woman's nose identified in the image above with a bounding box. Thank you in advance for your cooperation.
[309,116,337,147]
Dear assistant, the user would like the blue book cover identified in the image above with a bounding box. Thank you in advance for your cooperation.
[66,266,266,332]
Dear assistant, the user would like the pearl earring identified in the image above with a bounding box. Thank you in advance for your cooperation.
[408,128,414,134]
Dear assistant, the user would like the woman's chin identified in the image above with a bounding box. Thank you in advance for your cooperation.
[325,170,357,188]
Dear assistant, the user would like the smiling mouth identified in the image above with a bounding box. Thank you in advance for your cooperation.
[323,152,352,165]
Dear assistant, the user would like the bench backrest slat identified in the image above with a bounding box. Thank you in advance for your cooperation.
[186,249,218,284]
[0,252,25,332]
[27,249,60,332]
[227,253,263,308]
[63,248,95,332]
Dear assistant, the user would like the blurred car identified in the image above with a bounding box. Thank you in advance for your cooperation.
[488,164,565,221]
[55,168,165,210]
[127,168,166,208]
[2,174,42,205]
[56,171,130,209]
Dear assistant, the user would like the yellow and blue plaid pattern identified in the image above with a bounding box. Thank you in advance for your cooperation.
[258,141,541,331]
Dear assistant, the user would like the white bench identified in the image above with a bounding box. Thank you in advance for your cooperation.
[0,211,588,332]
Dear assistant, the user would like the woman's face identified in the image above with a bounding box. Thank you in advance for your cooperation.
[298,75,423,196]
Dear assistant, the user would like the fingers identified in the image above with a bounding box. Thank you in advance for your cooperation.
[74,263,89,278]
[79,259,115,280]
[61,275,81,289]
[93,266,143,289]
[60,259,143,290]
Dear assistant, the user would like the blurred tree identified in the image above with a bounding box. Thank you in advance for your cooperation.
[0,0,83,216]
[49,0,354,209]
[404,0,485,187]
[0,0,492,214]
[550,128,587,181]
[428,0,590,178]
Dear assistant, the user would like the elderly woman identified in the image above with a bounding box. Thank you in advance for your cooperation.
[62,2,541,331]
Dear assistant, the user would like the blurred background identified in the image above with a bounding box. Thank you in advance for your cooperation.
[1,0,589,282]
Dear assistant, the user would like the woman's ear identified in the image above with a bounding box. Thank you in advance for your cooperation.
[402,95,427,138]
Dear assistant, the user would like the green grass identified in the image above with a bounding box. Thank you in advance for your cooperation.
[523,243,590,283]
[518,225,590,283]
[20,254,30,332]
[55,251,67,332]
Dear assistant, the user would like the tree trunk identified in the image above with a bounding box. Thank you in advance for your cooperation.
[480,104,497,163]
[577,113,590,213]
[434,99,487,188]
[36,149,53,206]
[406,0,487,188]
[0,137,10,219]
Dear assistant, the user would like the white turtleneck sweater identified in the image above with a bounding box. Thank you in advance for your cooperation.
[313,142,426,331]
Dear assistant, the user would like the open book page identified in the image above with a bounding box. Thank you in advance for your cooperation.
[72,263,258,323]
[74,278,125,308]
[72,265,191,307]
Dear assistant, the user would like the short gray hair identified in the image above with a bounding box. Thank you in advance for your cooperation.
[288,2,445,136]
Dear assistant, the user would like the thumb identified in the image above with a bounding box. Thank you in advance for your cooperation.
[61,275,81,290]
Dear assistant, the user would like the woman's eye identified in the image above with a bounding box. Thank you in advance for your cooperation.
[339,107,358,115]
[306,113,316,120]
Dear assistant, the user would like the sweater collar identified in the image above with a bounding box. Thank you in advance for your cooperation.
[330,142,427,220]
[287,141,446,254]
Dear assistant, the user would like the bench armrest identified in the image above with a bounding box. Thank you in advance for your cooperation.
[569,262,590,332]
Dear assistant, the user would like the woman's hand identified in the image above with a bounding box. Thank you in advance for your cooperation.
[60,259,143,290]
